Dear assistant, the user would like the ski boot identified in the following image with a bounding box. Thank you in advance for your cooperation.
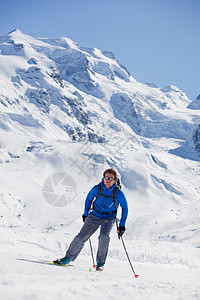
[53,257,70,265]
[96,262,104,271]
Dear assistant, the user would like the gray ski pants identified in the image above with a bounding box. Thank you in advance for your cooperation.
[65,213,115,264]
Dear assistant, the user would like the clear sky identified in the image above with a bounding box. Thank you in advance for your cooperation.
[0,0,199,100]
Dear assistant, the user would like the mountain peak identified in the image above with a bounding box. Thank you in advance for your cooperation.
[7,29,22,35]
[6,29,27,39]
[1,29,35,45]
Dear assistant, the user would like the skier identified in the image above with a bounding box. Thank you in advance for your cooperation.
[54,168,128,271]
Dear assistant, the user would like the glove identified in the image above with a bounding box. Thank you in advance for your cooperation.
[82,214,87,222]
[117,226,126,238]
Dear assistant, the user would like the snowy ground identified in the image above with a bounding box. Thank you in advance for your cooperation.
[0,226,200,300]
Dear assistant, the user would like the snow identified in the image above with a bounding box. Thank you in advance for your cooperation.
[1,229,200,300]
[0,29,200,300]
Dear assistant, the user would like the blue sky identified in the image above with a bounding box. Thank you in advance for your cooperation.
[0,0,199,99]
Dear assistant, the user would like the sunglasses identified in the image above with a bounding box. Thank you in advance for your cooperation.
[104,176,115,181]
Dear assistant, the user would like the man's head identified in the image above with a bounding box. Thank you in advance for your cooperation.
[103,168,118,189]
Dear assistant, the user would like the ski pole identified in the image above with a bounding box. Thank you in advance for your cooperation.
[116,219,139,278]
[88,237,96,268]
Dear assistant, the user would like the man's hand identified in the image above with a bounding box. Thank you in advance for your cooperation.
[82,214,87,222]
[117,226,126,238]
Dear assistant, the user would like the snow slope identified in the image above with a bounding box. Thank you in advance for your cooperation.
[0,29,200,300]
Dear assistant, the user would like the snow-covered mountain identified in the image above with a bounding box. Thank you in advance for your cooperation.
[0,29,200,300]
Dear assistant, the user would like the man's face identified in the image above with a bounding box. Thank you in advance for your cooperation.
[103,173,116,189]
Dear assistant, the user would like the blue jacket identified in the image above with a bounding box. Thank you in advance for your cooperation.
[84,180,128,226]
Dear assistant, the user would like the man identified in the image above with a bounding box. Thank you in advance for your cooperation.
[54,168,128,271]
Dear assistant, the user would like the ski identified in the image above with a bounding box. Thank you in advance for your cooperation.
[18,258,104,272]
[17,258,74,267]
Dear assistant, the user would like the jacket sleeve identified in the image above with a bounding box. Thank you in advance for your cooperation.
[118,191,128,227]
[84,185,98,216]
